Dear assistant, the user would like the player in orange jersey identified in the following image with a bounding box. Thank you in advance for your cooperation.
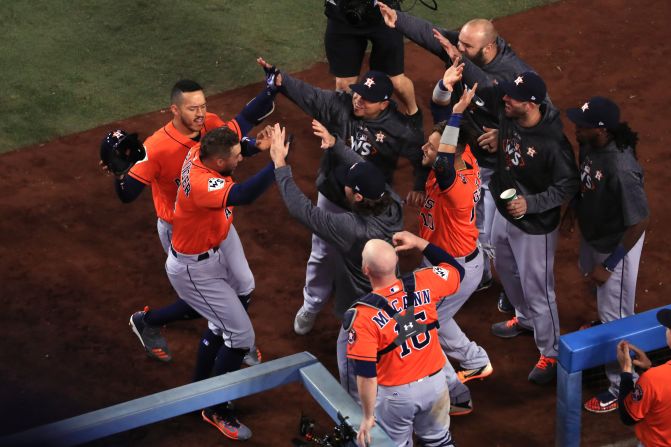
[417,75,492,414]
[102,79,274,364]
[617,309,671,447]
[166,125,279,441]
[346,231,463,447]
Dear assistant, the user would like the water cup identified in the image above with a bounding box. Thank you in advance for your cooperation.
[500,188,523,219]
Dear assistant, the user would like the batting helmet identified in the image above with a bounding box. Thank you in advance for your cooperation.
[99,129,145,176]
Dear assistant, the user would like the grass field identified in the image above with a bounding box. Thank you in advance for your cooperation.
[0,0,554,152]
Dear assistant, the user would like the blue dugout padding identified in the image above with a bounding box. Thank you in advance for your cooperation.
[1,351,394,446]
[555,305,671,447]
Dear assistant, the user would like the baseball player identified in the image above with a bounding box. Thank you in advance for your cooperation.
[166,125,277,441]
[617,309,671,446]
[269,120,403,400]
[324,0,417,114]
[257,57,424,336]
[346,231,464,447]
[479,72,578,384]
[105,79,274,364]
[564,97,649,412]
[418,80,492,413]
[378,2,537,310]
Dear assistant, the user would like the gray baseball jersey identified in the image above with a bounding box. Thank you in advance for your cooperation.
[576,141,649,395]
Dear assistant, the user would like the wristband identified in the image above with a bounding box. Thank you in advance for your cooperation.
[432,80,452,103]
[447,113,463,128]
[602,244,626,272]
[440,120,460,147]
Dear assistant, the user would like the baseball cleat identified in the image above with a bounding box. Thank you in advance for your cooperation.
[449,399,473,416]
[294,306,317,335]
[528,355,557,385]
[584,390,618,413]
[457,362,493,384]
[243,346,263,367]
[202,408,252,441]
[129,306,172,362]
[497,291,514,314]
[491,316,532,338]
[475,273,493,292]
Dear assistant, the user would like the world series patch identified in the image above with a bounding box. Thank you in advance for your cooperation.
[208,178,226,191]
[348,328,357,344]
[632,384,643,402]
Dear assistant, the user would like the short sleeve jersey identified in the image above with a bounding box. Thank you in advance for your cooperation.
[577,143,649,253]
[419,146,481,258]
[128,113,241,224]
[170,145,236,255]
[346,264,460,386]
[623,361,671,447]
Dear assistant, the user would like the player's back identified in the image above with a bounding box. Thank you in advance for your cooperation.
[357,265,459,386]
[420,146,481,257]
[171,145,235,255]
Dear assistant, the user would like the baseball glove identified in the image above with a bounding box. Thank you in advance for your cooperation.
[100,129,145,176]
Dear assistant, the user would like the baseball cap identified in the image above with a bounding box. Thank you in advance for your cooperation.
[566,96,620,130]
[500,71,546,104]
[349,71,393,102]
[335,161,386,200]
[657,308,671,329]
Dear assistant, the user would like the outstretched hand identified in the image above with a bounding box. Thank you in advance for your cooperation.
[392,231,429,253]
[433,29,460,62]
[312,119,335,149]
[452,82,478,114]
[257,57,282,89]
[255,125,274,151]
[269,123,290,168]
[377,1,398,28]
[441,57,465,92]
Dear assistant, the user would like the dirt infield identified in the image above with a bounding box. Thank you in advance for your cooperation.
[1,0,669,445]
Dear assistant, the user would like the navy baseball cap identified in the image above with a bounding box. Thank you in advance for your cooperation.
[657,309,671,329]
[336,161,386,200]
[500,72,546,104]
[566,96,620,130]
[349,71,393,102]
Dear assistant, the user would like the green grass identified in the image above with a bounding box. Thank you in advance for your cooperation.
[0,0,554,152]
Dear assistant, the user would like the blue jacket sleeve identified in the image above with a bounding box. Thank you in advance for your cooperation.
[226,162,275,206]
[423,242,465,281]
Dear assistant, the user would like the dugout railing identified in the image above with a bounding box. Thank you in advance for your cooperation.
[1,351,394,446]
[556,304,671,447]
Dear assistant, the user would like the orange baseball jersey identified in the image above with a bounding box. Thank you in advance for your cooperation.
[128,113,241,224]
[346,263,460,386]
[170,145,236,255]
[419,145,481,258]
[623,360,671,446]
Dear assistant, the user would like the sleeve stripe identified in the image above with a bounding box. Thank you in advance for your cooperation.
[228,119,242,139]
[128,170,151,185]
[347,354,377,361]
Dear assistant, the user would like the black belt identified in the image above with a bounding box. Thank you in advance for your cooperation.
[170,246,218,261]
[464,247,479,263]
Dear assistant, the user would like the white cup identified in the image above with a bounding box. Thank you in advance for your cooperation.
[500,188,523,219]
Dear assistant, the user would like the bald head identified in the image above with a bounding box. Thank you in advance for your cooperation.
[362,239,398,279]
[458,19,499,66]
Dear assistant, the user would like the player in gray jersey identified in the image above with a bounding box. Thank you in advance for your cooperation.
[257,58,424,336]
[478,72,578,385]
[565,96,649,413]
[377,2,536,304]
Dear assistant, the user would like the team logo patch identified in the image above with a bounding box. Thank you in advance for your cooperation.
[375,131,385,142]
[632,384,643,402]
[347,328,357,344]
[432,266,449,281]
[208,178,226,191]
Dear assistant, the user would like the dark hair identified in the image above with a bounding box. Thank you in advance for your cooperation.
[200,126,240,160]
[610,122,639,158]
[352,193,393,216]
[171,79,203,105]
